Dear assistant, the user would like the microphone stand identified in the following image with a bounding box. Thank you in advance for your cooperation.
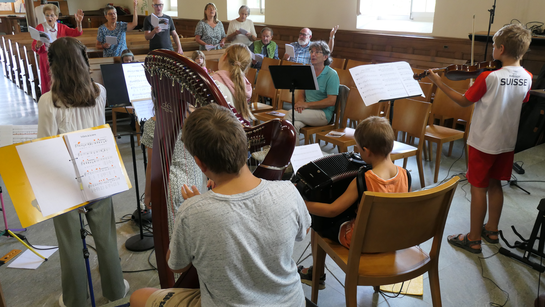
[483,0,496,61]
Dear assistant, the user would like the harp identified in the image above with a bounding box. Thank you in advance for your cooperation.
[144,50,296,288]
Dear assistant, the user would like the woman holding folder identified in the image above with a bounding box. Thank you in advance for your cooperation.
[31,4,84,95]
[37,37,128,307]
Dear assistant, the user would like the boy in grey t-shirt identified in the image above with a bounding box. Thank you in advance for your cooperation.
[130,104,311,307]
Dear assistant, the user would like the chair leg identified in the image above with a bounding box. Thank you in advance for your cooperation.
[311,232,326,304]
[434,142,442,183]
[403,158,408,169]
[417,152,425,188]
[112,110,118,137]
[428,265,443,307]
[345,276,358,307]
[447,141,454,157]
[423,140,429,161]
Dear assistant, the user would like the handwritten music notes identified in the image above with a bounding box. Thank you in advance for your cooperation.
[122,63,151,102]
[349,61,424,106]
[64,127,129,201]
[16,126,129,218]
[0,125,38,147]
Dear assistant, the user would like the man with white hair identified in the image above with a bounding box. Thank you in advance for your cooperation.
[283,26,338,64]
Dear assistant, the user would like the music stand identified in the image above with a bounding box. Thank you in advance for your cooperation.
[268,65,318,123]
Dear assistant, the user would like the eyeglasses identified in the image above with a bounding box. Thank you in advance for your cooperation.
[299,32,310,37]
[45,14,56,18]
[310,50,323,55]
[107,12,117,16]
[153,4,164,7]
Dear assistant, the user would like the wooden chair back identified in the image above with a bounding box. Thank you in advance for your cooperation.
[345,59,372,70]
[2,36,12,81]
[392,98,431,144]
[260,57,281,71]
[440,72,470,93]
[281,59,301,66]
[352,176,459,254]
[431,89,474,126]
[340,90,382,128]
[414,82,436,102]
[253,69,278,108]
[334,68,355,88]
[330,57,346,70]
[277,88,302,110]
[245,67,257,89]
[8,39,20,88]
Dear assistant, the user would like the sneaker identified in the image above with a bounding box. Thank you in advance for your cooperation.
[298,266,326,290]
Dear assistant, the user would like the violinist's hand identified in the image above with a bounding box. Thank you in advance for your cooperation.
[426,69,441,85]
[181,184,200,200]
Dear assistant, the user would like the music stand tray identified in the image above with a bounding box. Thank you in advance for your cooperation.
[269,65,318,121]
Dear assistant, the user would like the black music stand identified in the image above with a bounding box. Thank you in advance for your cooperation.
[483,0,496,61]
[499,198,545,272]
[269,65,318,123]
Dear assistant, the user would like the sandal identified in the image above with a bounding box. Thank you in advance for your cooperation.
[447,233,482,254]
[481,224,500,244]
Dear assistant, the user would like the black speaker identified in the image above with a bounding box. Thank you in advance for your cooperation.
[515,64,545,153]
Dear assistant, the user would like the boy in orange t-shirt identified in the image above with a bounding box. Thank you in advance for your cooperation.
[299,116,410,289]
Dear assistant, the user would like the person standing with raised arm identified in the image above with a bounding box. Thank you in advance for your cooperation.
[31,4,84,94]
[96,0,138,57]
[283,26,339,65]
[143,0,183,54]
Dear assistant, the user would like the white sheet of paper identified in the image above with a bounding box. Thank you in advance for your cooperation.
[121,63,151,102]
[205,44,216,51]
[349,61,424,106]
[290,143,324,174]
[254,53,264,63]
[106,36,118,46]
[150,13,159,28]
[285,44,295,58]
[7,245,58,270]
[238,28,248,35]
[28,26,51,44]
[131,99,155,121]
[0,125,13,147]
[16,138,84,217]
[64,128,129,202]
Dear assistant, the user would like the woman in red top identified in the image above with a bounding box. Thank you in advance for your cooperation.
[31,4,84,94]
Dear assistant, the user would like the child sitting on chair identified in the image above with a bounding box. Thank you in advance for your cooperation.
[299,116,411,289]
[130,104,311,307]
[191,50,209,73]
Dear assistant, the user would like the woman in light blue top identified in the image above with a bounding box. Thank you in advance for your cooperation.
[96,0,138,57]
[195,3,226,51]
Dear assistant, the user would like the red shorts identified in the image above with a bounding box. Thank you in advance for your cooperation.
[466,146,514,188]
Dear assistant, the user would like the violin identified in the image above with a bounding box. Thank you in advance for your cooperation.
[413,60,502,81]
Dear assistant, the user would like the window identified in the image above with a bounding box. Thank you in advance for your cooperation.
[165,0,177,16]
[247,0,265,15]
[357,0,435,33]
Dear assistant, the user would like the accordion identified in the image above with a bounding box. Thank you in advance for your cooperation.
[291,152,371,237]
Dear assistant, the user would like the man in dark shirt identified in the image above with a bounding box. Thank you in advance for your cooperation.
[143,0,183,53]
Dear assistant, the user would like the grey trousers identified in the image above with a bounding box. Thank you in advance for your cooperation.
[285,109,328,145]
[53,197,124,307]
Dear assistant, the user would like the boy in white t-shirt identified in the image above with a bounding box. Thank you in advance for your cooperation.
[427,24,532,254]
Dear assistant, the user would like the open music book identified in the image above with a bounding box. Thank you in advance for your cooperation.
[0,125,38,147]
[0,125,131,227]
[349,61,424,106]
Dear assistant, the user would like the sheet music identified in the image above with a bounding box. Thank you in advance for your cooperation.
[349,61,424,106]
[285,44,295,58]
[151,13,169,31]
[131,99,155,121]
[28,26,52,44]
[290,143,324,174]
[16,138,84,217]
[121,63,151,102]
[106,36,118,46]
[64,128,129,201]
[12,125,38,144]
[251,52,264,63]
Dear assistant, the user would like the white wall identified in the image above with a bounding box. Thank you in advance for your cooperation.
[66,0,136,15]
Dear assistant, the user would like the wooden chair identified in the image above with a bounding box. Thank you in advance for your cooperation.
[299,85,350,145]
[315,90,384,152]
[415,82,436,102]
[251,69,276,112]
[0,39,6,78]
[330,57,347,70]
[23,45,39,101]
[425,89,474,183]
[334,68,355,88]
[8,39,20,88]
[2,36,13,81]
[15,42,29,95]
[245,67,257,90]
[345,59,373,70]
[310,177,460,307]
[281,59,301,66]
[390,99,431,188]
[260,57,281,71]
